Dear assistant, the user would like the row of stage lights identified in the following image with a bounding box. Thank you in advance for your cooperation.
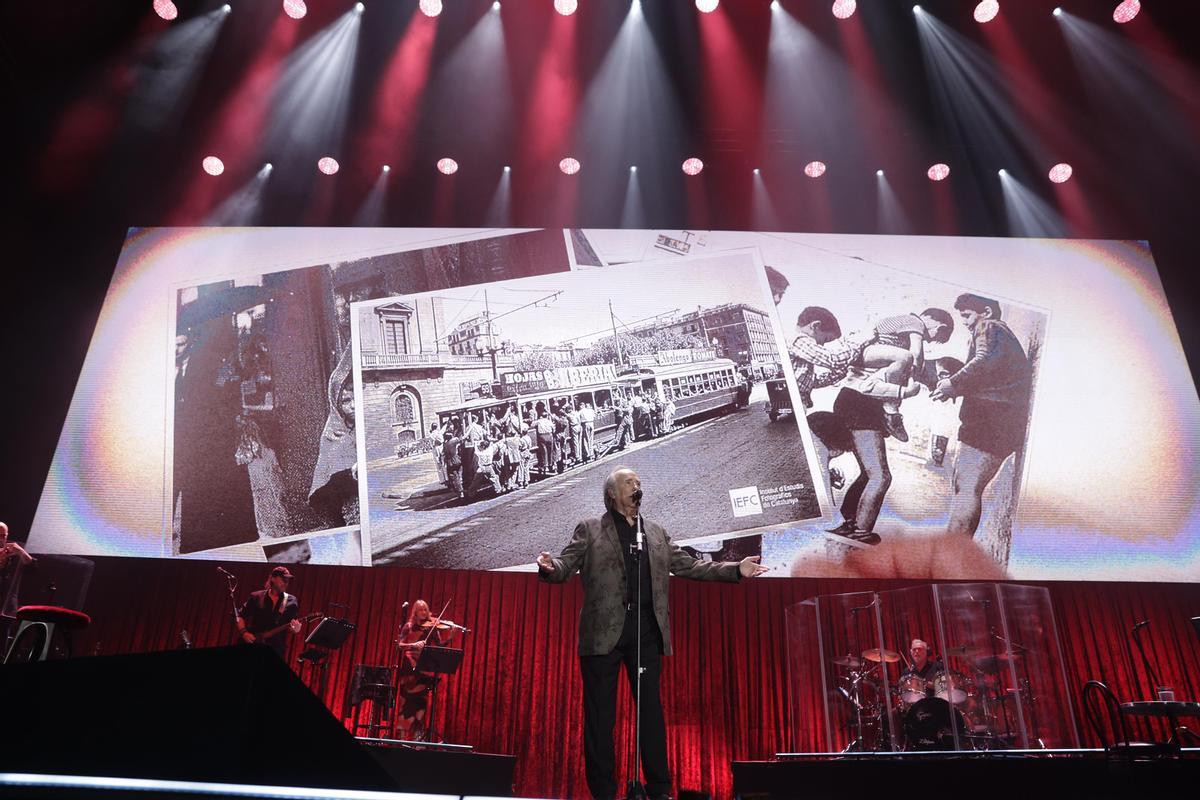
[155,0,1144,24]
[199,155,1076,184]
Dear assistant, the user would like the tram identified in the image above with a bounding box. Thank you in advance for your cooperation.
[433,357,748,446]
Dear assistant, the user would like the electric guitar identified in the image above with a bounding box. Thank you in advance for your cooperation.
[239,612,322,645]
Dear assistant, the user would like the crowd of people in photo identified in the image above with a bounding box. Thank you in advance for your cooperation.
[419,388,686,505]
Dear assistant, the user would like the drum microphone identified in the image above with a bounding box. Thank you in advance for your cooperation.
[850,598,877,614]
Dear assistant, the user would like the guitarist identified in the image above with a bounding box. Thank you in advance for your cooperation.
[236,566,302,658]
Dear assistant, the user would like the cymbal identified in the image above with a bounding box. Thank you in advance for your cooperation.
[944,644,982,657]
[974,653,1021,670]
[862,648,901,663]
[832,655,863,668]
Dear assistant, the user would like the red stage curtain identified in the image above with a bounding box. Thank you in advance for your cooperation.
[68,558,1200,799]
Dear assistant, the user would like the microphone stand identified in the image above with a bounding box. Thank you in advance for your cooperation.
[626,500,646,800]
[221,570,239,638]
[1130,621,1161,700]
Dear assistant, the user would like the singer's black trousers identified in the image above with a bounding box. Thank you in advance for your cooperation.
[579,608,669,800]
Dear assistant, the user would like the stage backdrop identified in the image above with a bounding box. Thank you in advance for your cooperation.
[27,228,1200,581]
[61,557,1200,800]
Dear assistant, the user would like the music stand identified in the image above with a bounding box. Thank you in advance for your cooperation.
[414,646,464,744]
[298,617,356,702]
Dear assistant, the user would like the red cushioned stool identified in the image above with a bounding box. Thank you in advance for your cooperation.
[4,605,92,664]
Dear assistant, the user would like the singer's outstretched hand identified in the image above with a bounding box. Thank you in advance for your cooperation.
[536,551,555,572]
[739,556,769,578]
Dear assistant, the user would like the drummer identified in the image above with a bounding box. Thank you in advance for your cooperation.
[901,638,943,688]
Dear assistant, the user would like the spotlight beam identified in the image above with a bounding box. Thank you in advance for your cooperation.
[264,9,363,171]
[204,164,274,225]
[998,170,1066,237]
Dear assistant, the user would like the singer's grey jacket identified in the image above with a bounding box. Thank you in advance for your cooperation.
[540,514,741,656]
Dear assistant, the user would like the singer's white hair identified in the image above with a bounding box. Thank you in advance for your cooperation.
[603,467,635,512]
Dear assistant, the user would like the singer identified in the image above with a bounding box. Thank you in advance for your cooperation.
[235,566,301,658]
[537,467,768,800]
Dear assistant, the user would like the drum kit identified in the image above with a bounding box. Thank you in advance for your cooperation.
[831,644,1035,752]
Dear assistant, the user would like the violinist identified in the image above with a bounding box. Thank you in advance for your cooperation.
[395,599,458,740]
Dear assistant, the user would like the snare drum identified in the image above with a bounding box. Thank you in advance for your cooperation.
[932,670,971,705]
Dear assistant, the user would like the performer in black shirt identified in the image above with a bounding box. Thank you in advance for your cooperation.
[900,638,943,686]
[236,566,301,658]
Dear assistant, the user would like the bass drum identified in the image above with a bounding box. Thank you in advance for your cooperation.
[902,697,968,751]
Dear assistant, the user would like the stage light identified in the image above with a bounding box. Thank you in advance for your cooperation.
[559,157,581,175]
[832,0,857,20]
[998,168,1007,175]
[419,0,442,17]
[804,161,826,178]
[876,169,884,176]
[913,5,922,14]
[753,167,761,175]
[630,165,638,173]
[283,0,307,19]
[770,0,781,11]
[1113,0,1140,23]
[202,156,225,176]
[317,156,340,175]
[437,157,459,175]
[503,165,512,173]
[492,1,501,10]
[928,163,950,181]
[682,157,704,176]
[382,164,391,173]
[355,3,365,13]
[1053,7,1062,17]
[974,1,999,23]
[1048,163,1073,183]
[221,3,231,12]
[554,0,578,15]
[152,0,178,20]
[696,0,720,12]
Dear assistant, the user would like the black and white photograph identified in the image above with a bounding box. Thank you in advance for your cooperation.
[169,228,575,556]
[757,256,1047,576]
[353,250,828,568]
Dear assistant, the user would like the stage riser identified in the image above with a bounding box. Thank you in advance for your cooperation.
[732,758,1200,799]
[361,744,516,796]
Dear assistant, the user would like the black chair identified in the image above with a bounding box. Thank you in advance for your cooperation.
[1081,680,1161,760]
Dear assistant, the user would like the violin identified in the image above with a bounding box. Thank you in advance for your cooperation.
[419,616,459,632]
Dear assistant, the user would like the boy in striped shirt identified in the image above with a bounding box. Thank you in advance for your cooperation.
[853,309,955,442]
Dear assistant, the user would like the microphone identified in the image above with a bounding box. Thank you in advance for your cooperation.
[216,566,236,578]
[629,489,645,550]
[850,598,877,615]
[1133,619,1150,633]
[401,601,410,611]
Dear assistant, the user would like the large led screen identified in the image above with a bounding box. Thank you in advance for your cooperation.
[28,228,1200,581]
